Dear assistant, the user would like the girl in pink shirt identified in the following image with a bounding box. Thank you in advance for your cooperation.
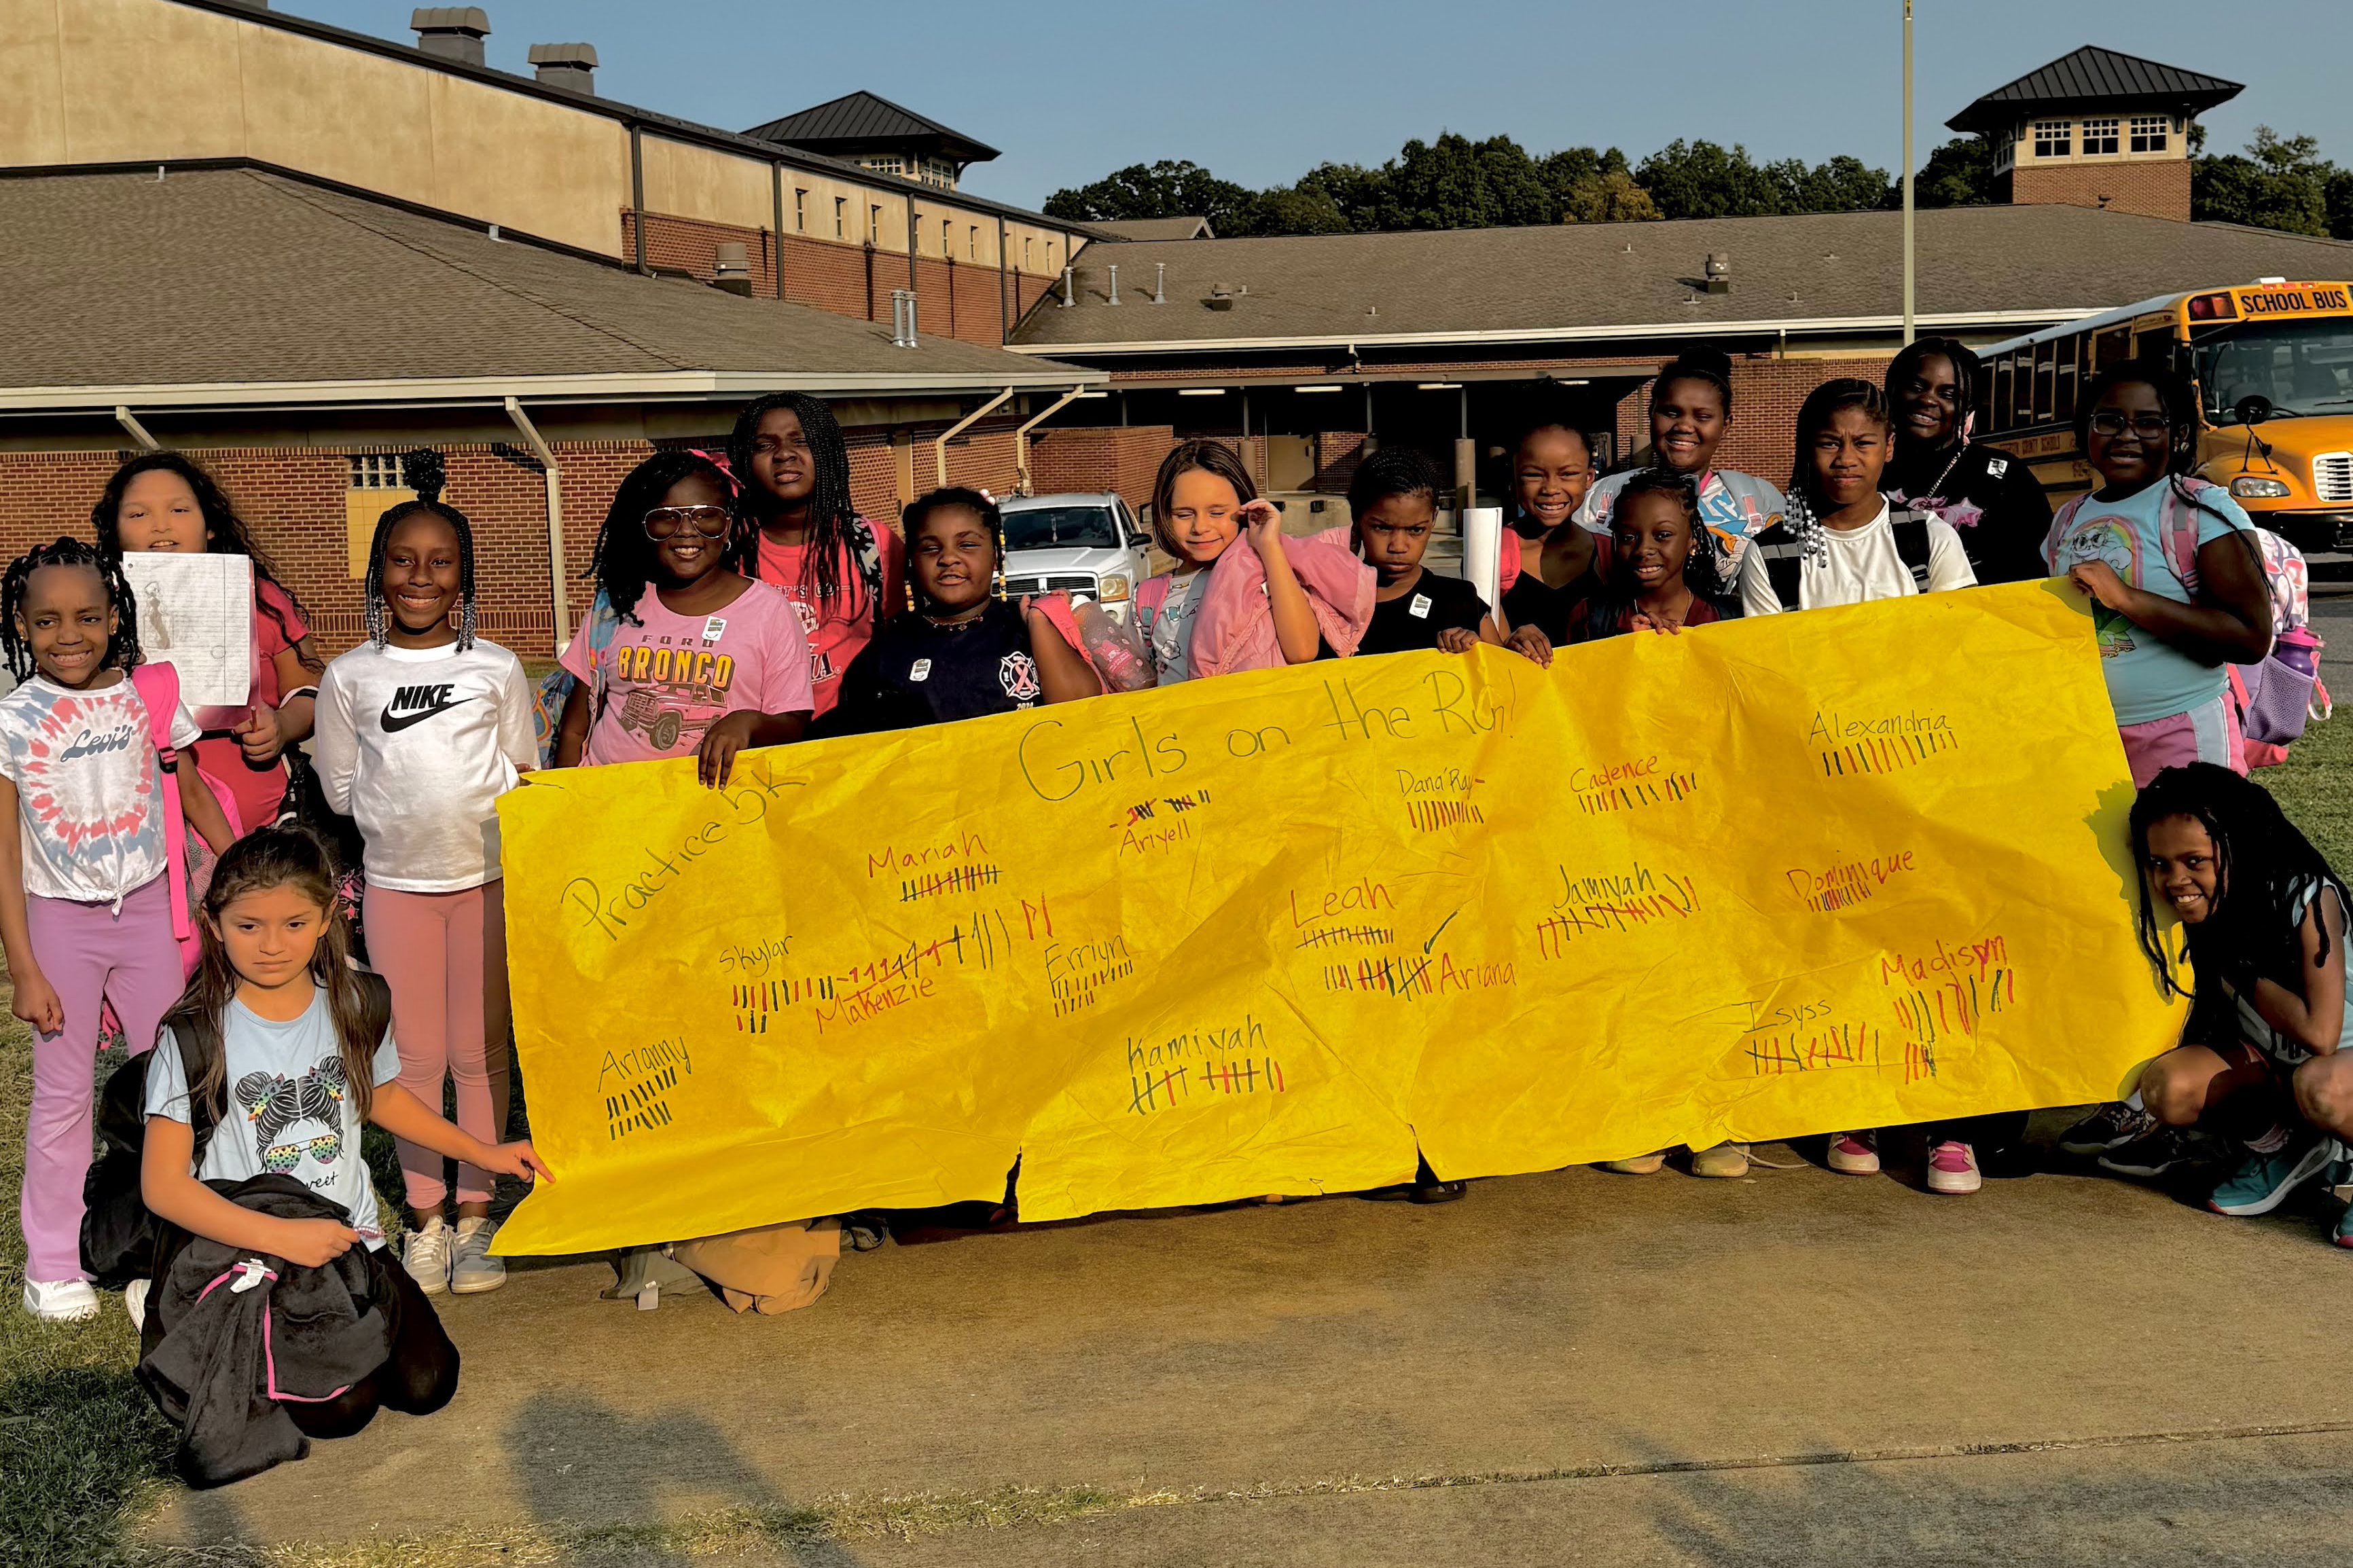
[727,394,902,719]
[554,451,814,784]
[93,453,323,835]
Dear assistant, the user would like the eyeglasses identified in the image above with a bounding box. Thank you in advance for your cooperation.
[643,505,734,540]
[2088,412,2173,439]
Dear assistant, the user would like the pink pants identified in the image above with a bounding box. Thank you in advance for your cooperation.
[363,882,511,1210]
[19,876,181,1282]
[2119,691,2247,789]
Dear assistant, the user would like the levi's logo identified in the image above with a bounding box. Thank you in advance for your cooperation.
[379,682,471,733]
[60,722,137,762]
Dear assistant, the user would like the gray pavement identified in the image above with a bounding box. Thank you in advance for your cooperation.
[141,1116,2353,1563]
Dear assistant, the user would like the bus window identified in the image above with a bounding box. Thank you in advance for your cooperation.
[2033,340,2056,422]
[2190,315,2353,423]
[2094,326,2130,371]
[1992,357,2012,430]
[2055,334,2082,420]
[2009,353,2032,429]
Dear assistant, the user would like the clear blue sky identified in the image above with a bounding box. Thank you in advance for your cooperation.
[283,1,2352,212]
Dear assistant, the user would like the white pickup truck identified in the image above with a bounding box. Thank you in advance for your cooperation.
[999,492,1150,622]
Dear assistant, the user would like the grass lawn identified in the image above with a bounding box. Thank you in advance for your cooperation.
[3,717,2349,1564]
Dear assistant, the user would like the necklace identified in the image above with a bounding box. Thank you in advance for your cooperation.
[921,610,987,632]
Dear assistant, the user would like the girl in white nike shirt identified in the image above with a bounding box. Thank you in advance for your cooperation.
[312,452,535,1300]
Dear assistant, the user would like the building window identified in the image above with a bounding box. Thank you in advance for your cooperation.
[941,219,952,256]
[2033,120,2071,158]
[833,197,845,238]
[2081,117,2119,156]
[2130,115,2169,153]
[920,156,956,189]
[868,204,881,243]
[793,189,806,232]
[348,454,409,490]
[1023,236,1032,270]
[859,154,905,177]
[969,225,979,260]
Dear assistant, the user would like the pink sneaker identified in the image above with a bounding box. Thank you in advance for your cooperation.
[1926,1140,1982,1195]
[1827,1130,1880,1175]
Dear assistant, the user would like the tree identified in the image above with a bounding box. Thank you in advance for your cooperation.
[1371,132,1555,231]
[1634,140,1784,218]
[1295,162,1388,232]
[1771,153,1893,214]
[2193,126,2331,236]
[1559,170,1659,223]
[1911,136,1996,208]
[1043,160,1257,234]
[1246,182,1352,236]
[2327,167,2353,241]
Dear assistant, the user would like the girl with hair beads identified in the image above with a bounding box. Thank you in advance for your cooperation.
[1350,448,1550,664]
[1,539,234,1319]
[2121,764,2353,1243]
[312,452,537,1297]
[93,452,325,835]
[552,449,813,780]
[1498,409,1605,644]
[1738,378,1976,617]
[1135,439,1372,684]
[1882,338,2051,586]
[139,826,548,1472]
[728,393,901,717]
[824,486,1100,736]
[1566,469,1739,642]
[1574,348,1785,576]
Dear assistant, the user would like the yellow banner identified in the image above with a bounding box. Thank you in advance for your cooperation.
[492,581,2179,1256]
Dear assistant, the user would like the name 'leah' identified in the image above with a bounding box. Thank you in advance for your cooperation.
[1808,708,1954,742]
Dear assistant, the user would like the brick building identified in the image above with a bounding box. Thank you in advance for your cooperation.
[0,167,1096,657]
[1947,45,2242,223]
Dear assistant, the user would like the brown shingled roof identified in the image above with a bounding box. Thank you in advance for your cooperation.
[1011,205,2353,355]
[0,168,1094,408]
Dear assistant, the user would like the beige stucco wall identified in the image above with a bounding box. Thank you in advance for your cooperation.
[0,0,1082,268]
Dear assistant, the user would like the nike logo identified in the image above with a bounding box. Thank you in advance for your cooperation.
[379,682,473,733]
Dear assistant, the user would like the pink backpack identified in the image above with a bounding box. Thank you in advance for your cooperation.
[128,662,246,967]
[2046,479,2327,750]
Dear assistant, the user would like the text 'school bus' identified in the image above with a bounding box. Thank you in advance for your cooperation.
[1977,280,2353,555]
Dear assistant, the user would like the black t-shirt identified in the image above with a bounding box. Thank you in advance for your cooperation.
[822,601,1044,736]
[1884,441,2052,587]
[1359,570,1489,656]
[1501,567,1602,643]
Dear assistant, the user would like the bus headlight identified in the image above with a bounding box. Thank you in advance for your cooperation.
[2230,476,2292,498]
[1096,574,1131,602]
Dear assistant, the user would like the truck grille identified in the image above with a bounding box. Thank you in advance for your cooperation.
[2317,452,2353,504]
[1004,574,1096,596]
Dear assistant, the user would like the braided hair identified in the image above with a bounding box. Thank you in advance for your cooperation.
[2130,763,2350,1004]
[90,452,318,671]
[1884,337,1982,450]
[1346,446,1441,519]
[589,450,736,627]
[727,393,870,620]
[1778,378,1893,571]
[361,450,478,650]
[901,486,1004,614]
[1,537,143,681]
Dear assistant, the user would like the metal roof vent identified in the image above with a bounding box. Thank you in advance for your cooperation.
[527,42,596,93]
[1704,252,1731,294]
[1206,281,1234,312]
[411,7,489,65]
[713,242,753,296]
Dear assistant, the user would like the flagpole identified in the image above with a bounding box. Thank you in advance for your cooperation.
[1902,0,1916,346]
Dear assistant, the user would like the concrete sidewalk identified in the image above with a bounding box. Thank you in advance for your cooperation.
[141,1120,2353,1563]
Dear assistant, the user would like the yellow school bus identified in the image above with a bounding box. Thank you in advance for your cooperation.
[1977,280,2353,553]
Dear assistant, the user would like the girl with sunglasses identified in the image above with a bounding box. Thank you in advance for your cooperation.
[553,452,813,786]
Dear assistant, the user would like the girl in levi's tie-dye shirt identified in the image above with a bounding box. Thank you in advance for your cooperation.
[0,541,234,1321]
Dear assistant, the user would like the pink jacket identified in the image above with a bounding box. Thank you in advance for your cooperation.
[1147,526,1375,678]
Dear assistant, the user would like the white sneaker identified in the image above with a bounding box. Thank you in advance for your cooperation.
[450,1216,507,1295]
[123,1277,149,1332]
[23,1278,100,1321]
[403,1214,453,1296]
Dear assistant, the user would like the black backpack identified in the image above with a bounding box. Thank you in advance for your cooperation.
[1750,507,1935,612]
[81,974,393,1288]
